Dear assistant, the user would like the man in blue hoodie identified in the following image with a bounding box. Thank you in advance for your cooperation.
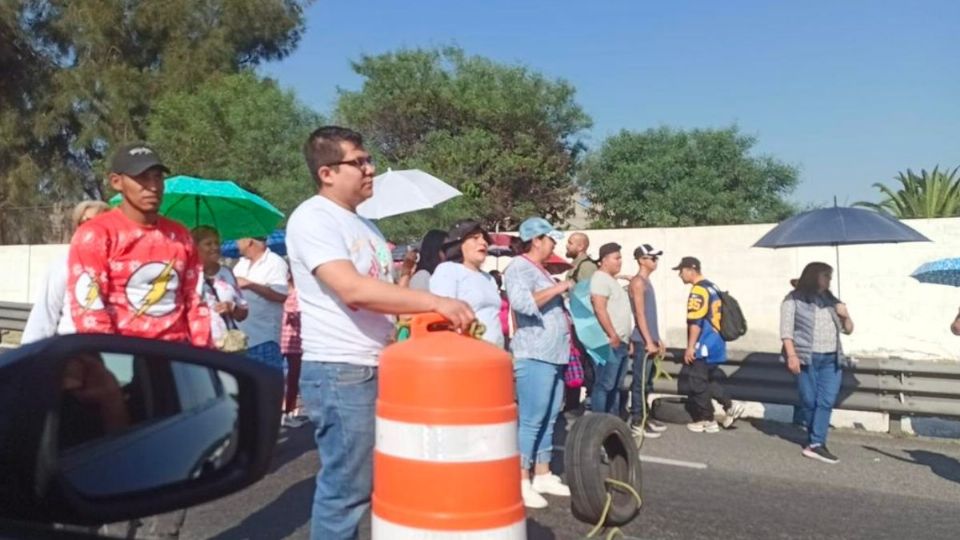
[676,256,744,433]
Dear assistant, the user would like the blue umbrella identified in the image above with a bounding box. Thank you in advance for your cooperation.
[753,204,931,294]
[221,229,286,258]
[753,206,930,248]
[911,258,960,287]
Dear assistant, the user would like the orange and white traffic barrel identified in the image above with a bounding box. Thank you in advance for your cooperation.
[373,314,526,539]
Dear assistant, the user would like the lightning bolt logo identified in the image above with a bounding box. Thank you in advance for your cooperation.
[136,259,176,316]
[74,272,105,311]
[126,260,180,318]
[84,279,101,309]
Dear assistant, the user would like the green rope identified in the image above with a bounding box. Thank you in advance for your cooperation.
[585,478,643,539]
[394,319,486,342]
[652,351,672,381]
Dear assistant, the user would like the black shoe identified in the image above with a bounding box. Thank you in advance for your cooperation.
[802,445,839,464]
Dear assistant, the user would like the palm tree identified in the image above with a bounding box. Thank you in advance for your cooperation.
[856,166,960,218]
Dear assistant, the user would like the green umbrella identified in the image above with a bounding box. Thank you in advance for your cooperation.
[109,175,284,240]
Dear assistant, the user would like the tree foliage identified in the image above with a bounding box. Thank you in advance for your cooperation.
[580,126,798,228]
[855,166,960,218]
[147,71,321,218]
[335,47,592,242]
[0,0,308,242]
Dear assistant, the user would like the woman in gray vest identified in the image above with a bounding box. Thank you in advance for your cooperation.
[780,262,854,465]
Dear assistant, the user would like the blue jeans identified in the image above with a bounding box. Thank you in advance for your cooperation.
[797,353,842,447]
[630,347,656,421]
[514,358,565,471]
[590,345,629,414]
[300,362,377,540]
[245,341,284,370]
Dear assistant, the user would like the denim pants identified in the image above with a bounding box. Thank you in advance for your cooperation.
[300,362,377,540]
[797,352,842,447]
[630,348,656,422]
[514,358,566,471]
[590,345,629,414]
[246,340,284,370]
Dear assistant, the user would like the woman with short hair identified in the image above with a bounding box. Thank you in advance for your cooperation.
[192,226,248,349]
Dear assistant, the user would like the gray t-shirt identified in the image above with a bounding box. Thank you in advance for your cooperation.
[590,271,633,341]
[409,269,432,291]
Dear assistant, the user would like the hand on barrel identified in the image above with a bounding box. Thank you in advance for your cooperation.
[434,297,476,331]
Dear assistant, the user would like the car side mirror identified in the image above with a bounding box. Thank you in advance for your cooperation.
[0,334,283,528]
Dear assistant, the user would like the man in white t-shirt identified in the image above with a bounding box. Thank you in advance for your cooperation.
[286,126,475,540]
[590,242,633,414]
[233,238,288,370]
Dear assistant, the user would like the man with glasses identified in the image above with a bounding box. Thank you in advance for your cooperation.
[286,126,475,540]
[628,244,669,443]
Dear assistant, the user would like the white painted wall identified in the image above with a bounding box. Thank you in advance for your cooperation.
[3,218,957,359]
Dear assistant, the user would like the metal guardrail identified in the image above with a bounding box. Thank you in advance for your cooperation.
[0,301,30,333]
[652,349,960,419]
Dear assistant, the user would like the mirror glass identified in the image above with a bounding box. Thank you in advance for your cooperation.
[57,352,239,497]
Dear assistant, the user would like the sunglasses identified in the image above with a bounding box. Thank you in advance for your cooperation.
[642,256,659,262]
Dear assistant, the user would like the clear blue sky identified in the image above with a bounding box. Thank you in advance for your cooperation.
[260,0,959,207]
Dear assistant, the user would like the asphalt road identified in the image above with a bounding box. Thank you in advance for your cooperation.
[179,418,960,540]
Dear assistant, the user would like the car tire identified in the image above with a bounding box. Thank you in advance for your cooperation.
[651,397,695,425]
[564,413,642,527]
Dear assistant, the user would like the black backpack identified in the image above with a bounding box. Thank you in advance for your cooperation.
[714,287,747,342]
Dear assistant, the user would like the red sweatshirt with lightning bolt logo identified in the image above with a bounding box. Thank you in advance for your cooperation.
[67,209,212,348]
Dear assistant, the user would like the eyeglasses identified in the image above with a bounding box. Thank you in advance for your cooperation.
[322,156,375,170]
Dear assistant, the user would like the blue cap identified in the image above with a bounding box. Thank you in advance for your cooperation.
[519,217,564,242]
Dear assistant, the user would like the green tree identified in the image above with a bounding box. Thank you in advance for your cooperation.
[147,71,321,218]
[335,47,592,242]
[0,0,308,242]
[580,126,799,228]
[855,166,960,218]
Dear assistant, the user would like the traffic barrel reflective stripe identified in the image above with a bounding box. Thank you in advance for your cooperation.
[373,313,525,539]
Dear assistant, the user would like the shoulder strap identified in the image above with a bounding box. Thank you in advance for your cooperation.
[205,277,238,330]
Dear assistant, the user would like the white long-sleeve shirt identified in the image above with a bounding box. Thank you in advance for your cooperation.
[22,254,75,343]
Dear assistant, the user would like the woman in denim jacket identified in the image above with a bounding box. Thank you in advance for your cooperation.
[780,262,854,465]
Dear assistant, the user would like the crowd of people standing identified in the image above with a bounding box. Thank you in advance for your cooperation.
[22,126,862,540]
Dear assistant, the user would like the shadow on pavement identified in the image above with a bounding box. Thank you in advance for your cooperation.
[748,418,808,448]
[270,424,317,474]
[208,476,314,540]
[526,518,558,540]
[863,446,960,485]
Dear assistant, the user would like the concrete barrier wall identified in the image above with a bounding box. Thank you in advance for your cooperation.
[486,217,960,361]
[3,217,958,359]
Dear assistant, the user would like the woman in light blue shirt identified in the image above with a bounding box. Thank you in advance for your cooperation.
[504,217,573,509]
[429,220,503,347]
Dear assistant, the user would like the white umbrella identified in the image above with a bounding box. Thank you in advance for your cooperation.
[356,169,462,219]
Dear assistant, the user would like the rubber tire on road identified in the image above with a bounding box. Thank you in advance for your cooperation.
[564,413,642,527]
[651,397,695,425]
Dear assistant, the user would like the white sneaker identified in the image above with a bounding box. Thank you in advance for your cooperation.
[721,402,745,429]
[686,420,720,433]
[281,413,307,428]
[647,419,668,433]
[520,480,548,508]
[532,473,571,497]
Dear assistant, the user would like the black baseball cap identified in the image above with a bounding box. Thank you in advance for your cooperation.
[443,219,491,247]
[633,244,663,259]
[109,143,170,176]
[598,242,621,260]
[672,256,701,271]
